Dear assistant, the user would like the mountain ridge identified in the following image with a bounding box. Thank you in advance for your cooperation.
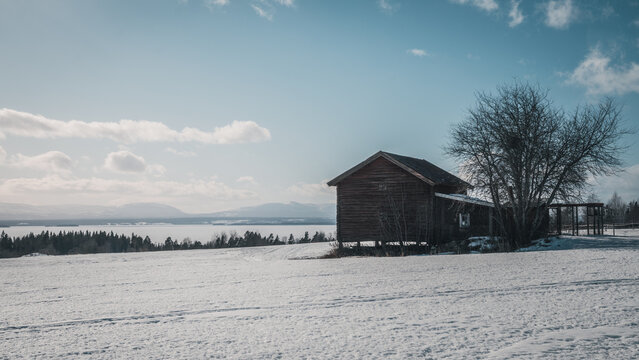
[0,201,336,221]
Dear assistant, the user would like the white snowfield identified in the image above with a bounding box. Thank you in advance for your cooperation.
[1,234,639,359]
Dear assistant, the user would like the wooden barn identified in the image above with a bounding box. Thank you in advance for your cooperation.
[327,151,496,249]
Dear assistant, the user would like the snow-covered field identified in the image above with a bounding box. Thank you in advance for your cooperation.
[2,235,639,359]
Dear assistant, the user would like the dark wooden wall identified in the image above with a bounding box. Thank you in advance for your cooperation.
[336,157,432,243]
[335,157,498,246]
[432,197,495,246]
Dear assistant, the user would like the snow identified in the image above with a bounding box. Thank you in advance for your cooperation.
[467,236,498,252]
[519,229,639,252]
[1,239,639,359]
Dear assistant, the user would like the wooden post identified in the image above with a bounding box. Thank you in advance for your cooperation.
[600,206,604,235]
[597,206,601,235]
[586,205,590,235]
[489,208,494,237]
[557,207,562,235]
[576,206,579,236]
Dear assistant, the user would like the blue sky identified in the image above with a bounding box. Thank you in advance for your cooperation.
[0,0,638,212]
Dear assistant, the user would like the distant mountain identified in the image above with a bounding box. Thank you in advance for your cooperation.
[108,203,187,219]
[210,202,335,219]
[0,202,187,221]
[0,201,335,222]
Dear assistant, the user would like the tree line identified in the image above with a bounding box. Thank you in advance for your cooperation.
[0,230,334,258]
[605,192,639,226]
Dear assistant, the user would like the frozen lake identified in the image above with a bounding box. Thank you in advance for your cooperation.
[1,237,639,358]
[0,224,336,244]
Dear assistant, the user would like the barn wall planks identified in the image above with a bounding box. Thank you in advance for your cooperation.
[337,157,432,243]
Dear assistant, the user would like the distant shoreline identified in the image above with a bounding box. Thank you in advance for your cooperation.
[0,217,335,227]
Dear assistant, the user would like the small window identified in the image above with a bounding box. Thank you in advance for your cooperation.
[459,213,470,229]
[378,184,387,191]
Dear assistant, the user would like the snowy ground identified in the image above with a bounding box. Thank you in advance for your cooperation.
[519,228,639,252]
[2,235,639,359]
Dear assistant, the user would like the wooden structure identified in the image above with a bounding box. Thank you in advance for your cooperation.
[327,151,495,248]
[548,202,605,236]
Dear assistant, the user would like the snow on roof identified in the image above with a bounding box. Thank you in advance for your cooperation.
[434,192,494,207]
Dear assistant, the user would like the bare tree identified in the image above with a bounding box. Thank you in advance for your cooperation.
[377,182,429,255]
[378,183,409,255]
[446,82,627,249]
[586,193,601,203]
[606,192,626,235]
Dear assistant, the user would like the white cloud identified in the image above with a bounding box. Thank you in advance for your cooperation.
[591,164,639,203]
[0,108,271,144]
[249,0,296,20]
[165,147,197,157]
[545,0,574,29]
[407,49,428,57]
[104,151,147,173]
[236,176,258,185]
[0,145,6,163]
[9,151,73,173]
[274,0,294,7]
[252,4,274,21]
[567,48,639,95]
[205,0,229,10]
[508,0,524,27]
[450,0,498,12]
[287,180,335,199]
[104,150,166,176]
[378,0,399,13]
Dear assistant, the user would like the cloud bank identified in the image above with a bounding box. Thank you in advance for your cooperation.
[0,176,257,204]
[0,108,271,144]
[10,151,74,173]
[0,148,73,173]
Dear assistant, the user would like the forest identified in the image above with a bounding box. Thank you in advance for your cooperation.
[0,230,334,258]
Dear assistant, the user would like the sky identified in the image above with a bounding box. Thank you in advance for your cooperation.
[1,0,639,212]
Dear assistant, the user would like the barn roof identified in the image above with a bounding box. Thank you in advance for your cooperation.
[327,151,470,188]
[434,192,493,207]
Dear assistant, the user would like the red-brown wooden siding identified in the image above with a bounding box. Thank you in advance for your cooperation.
[336,157,433,243]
